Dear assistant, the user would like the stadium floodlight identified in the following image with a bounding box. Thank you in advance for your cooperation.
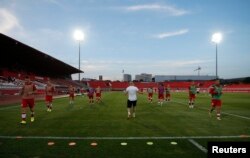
[211,33,222,44]
[74,30,84,41]
[211,32,222,79]
[74,30,84,82]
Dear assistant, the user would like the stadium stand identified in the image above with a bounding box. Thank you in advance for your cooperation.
[87,81,109,88]
[0,33,84,104]
[0,33,83,78]
[223,83,250,92]
[110,81,129,91]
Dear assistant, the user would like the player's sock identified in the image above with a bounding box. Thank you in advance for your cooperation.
[20,113,26,124]
[21,113,26,121]
[31,111,34,117]
[217,113,221,120]
[127,109,131,118]
[133,113,136,118]
[48,104,52,111]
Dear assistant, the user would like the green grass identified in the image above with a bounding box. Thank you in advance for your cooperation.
[0,92,250,158]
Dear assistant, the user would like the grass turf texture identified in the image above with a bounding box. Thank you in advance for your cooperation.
[0,92,249,157]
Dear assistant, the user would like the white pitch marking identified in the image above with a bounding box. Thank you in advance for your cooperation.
[172,100,250,120]
[188,139,207,153]
[221,112,250,120]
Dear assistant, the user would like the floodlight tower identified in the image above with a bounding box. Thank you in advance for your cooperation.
[74,30,84,82]
[211,33,222,79]
[194,66,201,76]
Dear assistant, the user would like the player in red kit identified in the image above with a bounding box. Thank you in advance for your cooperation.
[165,84,171,101]
[158,83,165,106]
[20,76,37,124]
[147,87,153,103]
[209,80,223,120]
[188,81,197,108]
[95,86,102,103]
[45,78,55,112]
[68,85,75,104]
[87,87,95,104]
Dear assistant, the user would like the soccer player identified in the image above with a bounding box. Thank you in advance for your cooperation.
[209,80,223,120]
[45,78,55,112]
[147,87,153,103]
[19,76,37,124]
[158,83,165,106]
[165,84,171,101]
[95,86,102,103]
[125,82,142,119]
[68,85,75,104]
[188,81,197,108]
[87,87,95,104]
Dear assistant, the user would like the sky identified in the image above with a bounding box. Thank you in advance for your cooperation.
[0,0,250,80]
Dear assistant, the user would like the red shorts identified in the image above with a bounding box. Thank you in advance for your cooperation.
[189,94,196,100]
[96,93,101,97]
[211,99,222,107]
[166,94,171,98]
[148,93,153,98]
[158,94,164,99]
[46,95,53,102]
[22,99,35,108]
[88,95,94,99]
[69,93,74,98]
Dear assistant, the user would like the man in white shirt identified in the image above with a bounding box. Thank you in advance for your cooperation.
[125,82,142,119]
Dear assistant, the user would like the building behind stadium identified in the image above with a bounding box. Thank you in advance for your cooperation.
[154,75,216,82]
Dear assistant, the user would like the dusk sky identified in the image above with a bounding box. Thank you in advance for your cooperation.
[1,0,250,80]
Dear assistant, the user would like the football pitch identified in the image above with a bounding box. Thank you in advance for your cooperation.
[0,92,249,158]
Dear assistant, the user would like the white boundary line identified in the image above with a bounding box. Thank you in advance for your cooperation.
[188,139,208,153]
[221,112,250,120]
[0,135,249,140]
[172,100,250,120]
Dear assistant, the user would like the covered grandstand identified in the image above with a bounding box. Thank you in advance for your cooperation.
[0,33,84,99]
[0,33,83,78]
